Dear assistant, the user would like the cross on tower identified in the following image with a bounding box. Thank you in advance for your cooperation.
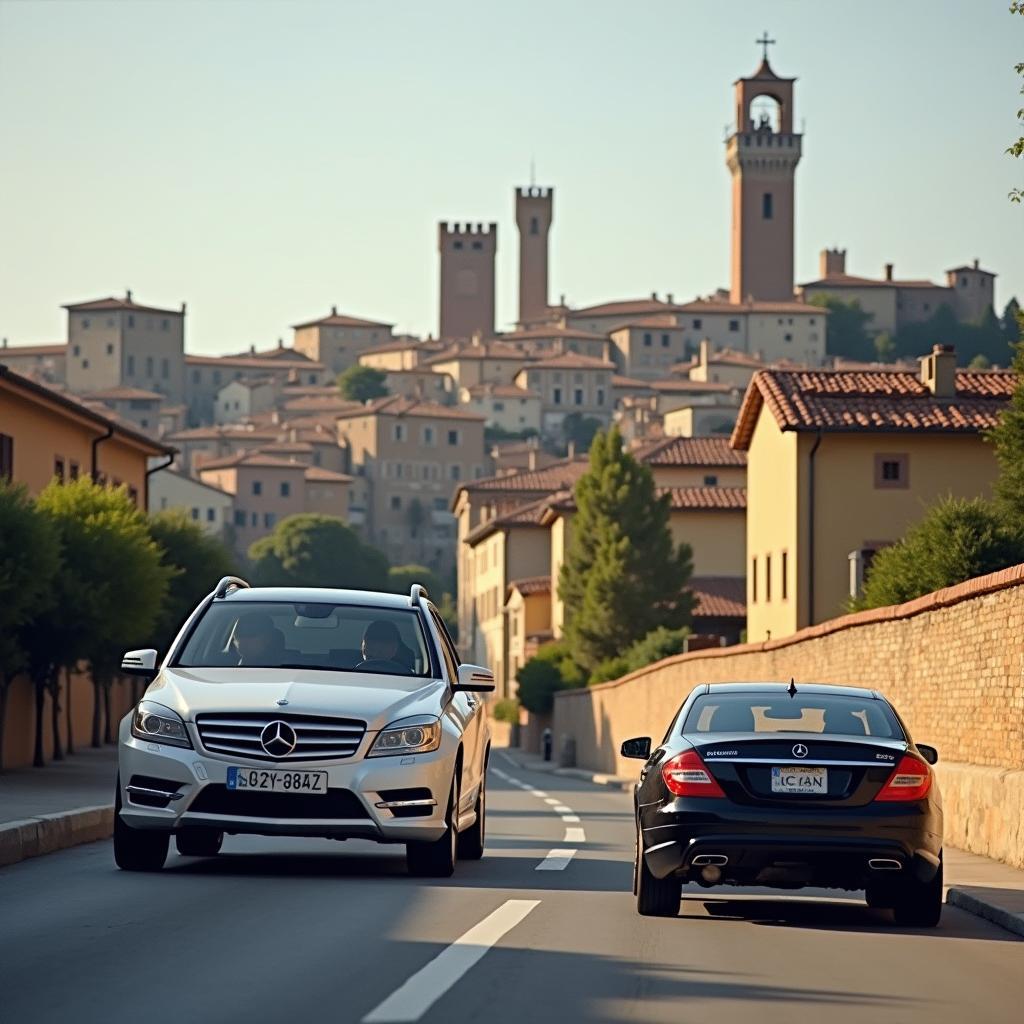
[756,31,776,61]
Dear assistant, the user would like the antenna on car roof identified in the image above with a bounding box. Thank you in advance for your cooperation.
[788,678,798,697]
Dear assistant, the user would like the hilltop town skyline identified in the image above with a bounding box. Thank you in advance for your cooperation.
[1,0,1020,352]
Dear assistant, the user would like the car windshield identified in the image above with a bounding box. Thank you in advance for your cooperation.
[681,692,904,739]
[173,601,433,678]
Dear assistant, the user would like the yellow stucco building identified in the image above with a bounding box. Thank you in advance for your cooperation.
[731,345,1015,641]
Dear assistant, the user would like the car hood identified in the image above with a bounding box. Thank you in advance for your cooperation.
[144,667,447,733]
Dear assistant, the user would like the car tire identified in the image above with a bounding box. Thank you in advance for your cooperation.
[635,824,680,917]
[407,777,458,878]
[113,780,169,872]
[892,855,943,928]
[457,774,486,861]
[175,828,224,858]
[865,878,897,909]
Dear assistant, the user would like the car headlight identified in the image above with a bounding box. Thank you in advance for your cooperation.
[367,716,441,757]
[131,700,193,749]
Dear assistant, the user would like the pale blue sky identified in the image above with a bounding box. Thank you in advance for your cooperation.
[1,0,1021,354]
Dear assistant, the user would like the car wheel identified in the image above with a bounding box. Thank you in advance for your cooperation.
[113,779,169,872]
[175,828,224,858]
[892,855,943,928]
[457,774,486,861]
[407,776,458,878]
[635,823,680,917]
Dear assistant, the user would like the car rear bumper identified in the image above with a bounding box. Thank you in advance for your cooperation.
[640,799,942,888]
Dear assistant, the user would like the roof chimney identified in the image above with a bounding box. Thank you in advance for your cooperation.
[666,292,674,304]
[700,338,711,369]
[527,449,538,471]
[471,330,483,348]
[2,338,7,349]
[651,291,658,301]
[884,263,894,282]
[249,344,256,354]
[973,258,980,270]
[920,344,957,398]
[567,440,577,459]
[331,306,338,316]
[277,337,284,349]
[181,301,187,314]
[126,289,133,302]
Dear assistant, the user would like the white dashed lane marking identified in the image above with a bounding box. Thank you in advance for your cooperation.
[536,849,578,871]
[563,827,586,844]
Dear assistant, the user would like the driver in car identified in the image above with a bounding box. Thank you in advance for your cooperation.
[232,611,280,665]
[360,620,404,672]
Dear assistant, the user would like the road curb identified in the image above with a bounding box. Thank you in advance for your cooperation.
[0,805,114,869]
[947,887,1024,938]
[500,750,633,791]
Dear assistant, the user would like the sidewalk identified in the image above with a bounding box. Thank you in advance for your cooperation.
[0,747,118,867]
[501,745,1024,938]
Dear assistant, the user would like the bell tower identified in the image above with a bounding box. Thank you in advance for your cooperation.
[727,35,802,303]
[515,185,553,326]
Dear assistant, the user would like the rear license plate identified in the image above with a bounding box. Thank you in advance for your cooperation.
[771,765,827,794]
[226,767,328,794]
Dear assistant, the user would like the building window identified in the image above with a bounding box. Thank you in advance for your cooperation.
[192,369,200,384]
[213,370,221,385]
[784,333,793,342]
[73,345,80,357]
[234,509,246,526]
[207,508,215,522]
[553,387,562,405]
[692,319,702,329]
[191,507,200,521]
[661,334,670,347]
[82,318,90,329]
[447,430,459,445]
[643,333,652,347]
[253,481,262,495]
[471,240,483,250]
[781,550,789,600]
[161,358,169,379]
[703,474,718,486]
[573,389,583,405]
[423,426,435,445]
[596,388,605,406]
[390,496,402,511]
[765,553,772,601]
[54,456,65,482]
[162,319,169,330]
[453,240,463,250]
[264,512,275,528]
[106,343,114,355]
[875,454,909,489]
[393,423,406,442]
[728,320,740,333]
[127,315,135,328]
[280,481,290,497]
[762,192,773,219]
[751,556,757,603]
[145,356,154,377]
[450,464,461,481]
[251,512,258,526]
[69,460,79,480]
[127,355,135,375]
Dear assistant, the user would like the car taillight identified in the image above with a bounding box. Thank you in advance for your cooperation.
[875,754,932,802]
[662,750,725,798]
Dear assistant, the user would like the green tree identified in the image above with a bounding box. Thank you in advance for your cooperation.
[515,642,585,713]
[590,626,691,683]
[969,353,992,371]
[0,483,60,771]
[1002,299,1022,342]
[562,412,602,454]
[858,497,1024,609]
[1009,2,1023,202]
[249,513,389,590]
[559,427,695,670]
[988,312,1024,525]
[808,295,874,361]
[491,698,519,724]
[337,364,388,403]
[387,564,443,600]
[873,332,897,363]
[149,510,237,656]
[29,479,170,761]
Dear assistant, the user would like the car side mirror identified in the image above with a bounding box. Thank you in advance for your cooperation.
[917,744,939,765]
[455,663,495,693]
[121,649,159,680]
[621,736,652,760]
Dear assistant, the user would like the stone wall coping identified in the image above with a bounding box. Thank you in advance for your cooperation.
[558,561,1024,698]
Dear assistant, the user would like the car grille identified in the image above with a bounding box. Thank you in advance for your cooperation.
[194,712,366,762]
[187,785,369,819]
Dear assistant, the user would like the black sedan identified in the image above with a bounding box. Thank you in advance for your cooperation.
[622,682,943,926]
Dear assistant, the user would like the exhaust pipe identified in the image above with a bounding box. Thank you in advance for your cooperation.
[868,858,903,871]
[691,854,729,867]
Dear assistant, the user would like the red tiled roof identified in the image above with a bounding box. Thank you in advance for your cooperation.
[186,353,326,370]
[661,486,746,510]
[291,309,393,330]
[459,458,589,495]
[359,337,444,355]
[677,298,824,315]
[523,353,615,371]
[304,466,353,483]
[63,295,183,316]
[84,386,164,401]
[256,442,315,454]
[609,315,682,331]
[426,340,532,363]
[800,274,944,290]
[463,383,539,399]
[612,375,655,390]
[0,343,68,357]
[283,395,362,413]
[637,436,748,468]
[198,452,308,471]
[501,326,607,342]
[731,367,1016,450]
[235,345,315,362]
[506,575,552,599]
[336,395,485,422]
[689,576,746,619]
[569,298,689,318]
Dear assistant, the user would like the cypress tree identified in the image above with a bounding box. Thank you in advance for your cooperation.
[989,311,1024,526]
[559,426,695,670]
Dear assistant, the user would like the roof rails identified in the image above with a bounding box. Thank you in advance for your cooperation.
[214,576,251,599]
[409,583,430,607]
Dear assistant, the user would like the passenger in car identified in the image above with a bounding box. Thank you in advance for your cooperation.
[359,620,405,673]
[233,611,285,666]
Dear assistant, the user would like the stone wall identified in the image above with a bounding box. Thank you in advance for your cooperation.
[552,563,1024,867]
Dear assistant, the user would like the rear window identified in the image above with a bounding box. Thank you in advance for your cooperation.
[681,692,904,739]
[174,601,433,678]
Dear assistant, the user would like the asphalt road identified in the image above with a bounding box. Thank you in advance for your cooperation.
[1,749,1021,1024]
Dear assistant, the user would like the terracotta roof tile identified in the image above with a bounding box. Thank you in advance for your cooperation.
[677,298,826,315]
[304,466,353,483]
[506,575,552,599]
[0,343,68,357]
[501,326,607,342]
[336,395,485,422]
[185,353,326,371]
[291,309,393,330]
[731,367,1016,450]
[83,386,164,401]
[62,295,183,316]
[198,452,308,471]
[569,298,690,318]
[801,274,943,290]
[661,486,746,510]
[523,352,615,371]
[689,576,746,619]
[637,436,748,468]
[460,458,589,495]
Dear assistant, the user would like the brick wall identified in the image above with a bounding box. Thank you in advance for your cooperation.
[552,563,1024,866]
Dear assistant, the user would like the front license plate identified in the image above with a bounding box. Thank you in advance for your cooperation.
[771,765,827,794]
[226,767,328,794]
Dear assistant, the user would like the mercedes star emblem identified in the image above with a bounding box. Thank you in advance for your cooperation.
[275,698,289,706]
[792,743,809,759]
[260,720,297,757]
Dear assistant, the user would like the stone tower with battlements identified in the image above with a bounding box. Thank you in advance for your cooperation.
[438,222,497,340]
[515,186,553,326]
[727,39,802,303]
